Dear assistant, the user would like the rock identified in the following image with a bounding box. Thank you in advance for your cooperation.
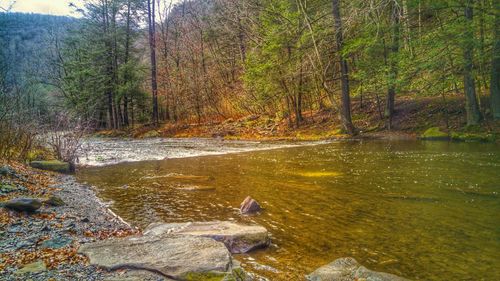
[44,196,65,206]
[306,257,409,281]
[0,166,15,176]
[78,234,246,280]
[142,130,160,138]
[15,261,47,275]
[30,160,71,173]
[144,221,270,254]
[41,236,73,249]
[240,196,262,214]
[2,198,42,212]
[419,127,449,141]
[451,132,496,142]
[0,183,17,194]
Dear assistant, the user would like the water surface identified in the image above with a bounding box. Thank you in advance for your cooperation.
[77,140,500,280]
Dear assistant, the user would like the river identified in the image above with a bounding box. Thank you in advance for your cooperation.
[76,138,500,280]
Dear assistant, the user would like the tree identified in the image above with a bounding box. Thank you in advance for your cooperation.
[462,0,482,125]
[491,0,500,120]
[147,0,159,126]
[385,0,401,130]
[332,0,356,134]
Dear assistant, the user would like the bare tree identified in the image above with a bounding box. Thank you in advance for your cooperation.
[46,113,93,172]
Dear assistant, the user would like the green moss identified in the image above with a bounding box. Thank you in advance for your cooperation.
[451,132,496,142]
[420,127,449,140]
[30,160,70,173]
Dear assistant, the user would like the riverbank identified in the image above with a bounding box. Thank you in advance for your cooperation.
[0,162,150,280]
[95,95,500,142]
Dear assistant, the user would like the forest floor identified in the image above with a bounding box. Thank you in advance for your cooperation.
[100,94,500,142]
[0,162,166,280]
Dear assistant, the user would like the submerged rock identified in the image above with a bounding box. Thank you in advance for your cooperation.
[240,196,262,214]
[306,257,409,281]
[144,221,270,254]
[30,160,71,173]
[78,233,247,280]
[176,185,216,191]
[2,198,42,212]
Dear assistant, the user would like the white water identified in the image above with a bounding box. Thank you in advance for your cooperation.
[77,137,332,166]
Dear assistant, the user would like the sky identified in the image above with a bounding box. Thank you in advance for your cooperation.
[10,0,84,17]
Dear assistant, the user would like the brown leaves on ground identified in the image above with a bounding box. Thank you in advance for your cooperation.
[1,160,57,196]
[0,246,88,271]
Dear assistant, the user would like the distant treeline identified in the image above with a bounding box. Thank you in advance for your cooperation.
[1,0,499,138]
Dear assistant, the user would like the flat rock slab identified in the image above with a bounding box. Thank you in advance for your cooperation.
[78,234,233,280]
[306,257,409,281]
[144,221,270,254]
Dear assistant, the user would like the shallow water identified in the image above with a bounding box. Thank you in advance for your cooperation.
[77,140,500,280]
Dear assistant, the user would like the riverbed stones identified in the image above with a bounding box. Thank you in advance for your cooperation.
[30,160,71,173]
[78,233,246,280]
[2,198,42,212]
[144,221,270,254]
[240,196,262,214]
[306,257,409,281]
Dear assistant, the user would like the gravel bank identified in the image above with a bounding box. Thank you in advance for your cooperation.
[0,163,166,280]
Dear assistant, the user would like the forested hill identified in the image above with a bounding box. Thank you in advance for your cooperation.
[0,12,76,115]
[1,0,499,148]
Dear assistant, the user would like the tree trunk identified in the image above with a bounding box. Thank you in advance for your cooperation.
[148,0,159,126]
[491,0,500,119]
[332,0,356,135]
[385,0,400,130]
[463,0,482,125]
[123,0,131,127]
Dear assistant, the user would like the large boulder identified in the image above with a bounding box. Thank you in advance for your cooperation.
[78,233,248,280]
[240,196,262,214]
[2,198,42,212]
[30,160,71,173]
[144,221,270,254]
[306,257,409,281]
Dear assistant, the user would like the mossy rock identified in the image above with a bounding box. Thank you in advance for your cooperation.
[142,130,160,138]
[44,196,65,206]
[30,160,70,173]
[419,127,449,140]
[451,132,496,142]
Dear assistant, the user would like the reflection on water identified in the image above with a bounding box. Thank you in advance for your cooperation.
[77,140,500,280]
